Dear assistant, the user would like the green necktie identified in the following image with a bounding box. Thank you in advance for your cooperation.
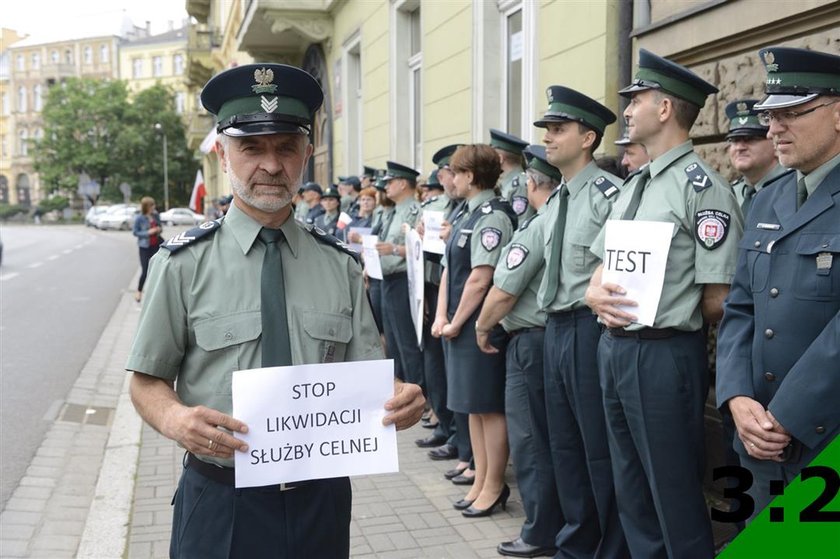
[621,166,651,220]
[796,176,808,210]
[542,183,569,305]
[259,228,292,367]
[741,184,756,216]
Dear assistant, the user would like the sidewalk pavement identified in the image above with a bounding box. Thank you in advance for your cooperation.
[0,285,528,558]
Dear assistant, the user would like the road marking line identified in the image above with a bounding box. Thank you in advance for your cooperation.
[63,249,73,254]
[48,255,60,261]
[0,272,19,281]
[28,262,43,269]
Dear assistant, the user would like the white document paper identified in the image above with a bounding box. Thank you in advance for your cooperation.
[405,228,425,348]
[362,235,383,280]
[347,226,371,254]
[232,360,398,488]
[421,211,446,255]
[601,220,675,327]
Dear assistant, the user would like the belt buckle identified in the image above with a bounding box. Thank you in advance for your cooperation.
[279,482,296,491]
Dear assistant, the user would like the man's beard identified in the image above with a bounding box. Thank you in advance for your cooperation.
[228,162,296,212]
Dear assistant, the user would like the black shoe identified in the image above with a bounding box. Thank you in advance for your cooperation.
[444,466,467,480]
[415,434,447,448]
[451,471,476,485]
[452,498,474,511]
[421,421,439,429]
[427,444,457,460]
[461,484,510,518]
[497,537,557,558]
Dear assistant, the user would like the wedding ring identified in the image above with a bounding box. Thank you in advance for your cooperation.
[208,439,215,450]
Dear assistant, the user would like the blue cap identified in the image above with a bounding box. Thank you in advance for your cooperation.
[302,182,323,195]
[619,49,718,108]
[201,64,324,136]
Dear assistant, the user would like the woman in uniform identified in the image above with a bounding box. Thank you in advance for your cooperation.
[432,144,516,517]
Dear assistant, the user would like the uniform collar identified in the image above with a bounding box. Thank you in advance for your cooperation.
[753,163,788,190]
[798,151,840,198]
[225,202,301,258]
[467,189,495,213]
[565,160,600,196]
[649,140,693,179]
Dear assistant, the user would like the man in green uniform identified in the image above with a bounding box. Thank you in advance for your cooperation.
[125,63,424,559]
[491,128,534,221]
[585,49,743,558]
[614,130,649,175]
[337,175,361,217]
[725,99,786,217]
[376,161,425,391]
[476,145,563,558]
[535,85,628,558]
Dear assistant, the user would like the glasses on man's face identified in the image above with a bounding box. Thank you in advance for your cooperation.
[757,100,839,127]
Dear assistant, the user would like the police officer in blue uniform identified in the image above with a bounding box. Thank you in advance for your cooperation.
[301,181,325,225]
[717,46,840,520]
[314,186,341,236]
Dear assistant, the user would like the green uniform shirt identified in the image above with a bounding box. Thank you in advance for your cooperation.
[539,161,622,312]
[379,197,420,276]
[294,200,309,222]
[125,203,383,467]
[500,169,535,221]
[591,141,744,331]
[494,206,548,332]
[442,190,514,270]
[732,163,786,207]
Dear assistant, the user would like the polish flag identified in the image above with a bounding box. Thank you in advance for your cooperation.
[189,170,206,214]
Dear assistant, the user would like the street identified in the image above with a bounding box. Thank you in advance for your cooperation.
[0,224,138,508]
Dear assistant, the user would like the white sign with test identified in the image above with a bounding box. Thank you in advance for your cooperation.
[421,210,446,255]
[405,228,425,347]
[361,235,383,280]
[232,359,398,489]
[601,220,675,327]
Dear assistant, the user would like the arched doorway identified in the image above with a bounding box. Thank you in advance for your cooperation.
[0,175,8,205]
[302,44,333,189]
[16,173,31,207]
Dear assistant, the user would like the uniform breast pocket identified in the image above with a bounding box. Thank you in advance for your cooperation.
[739,231,776,293]
[194,311,262,394]
[566,228,598,272]
[793,233,840,301]
[303,311,353,363]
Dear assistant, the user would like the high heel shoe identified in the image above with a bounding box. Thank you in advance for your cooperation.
[452,498,475,511]
[461,484,510,518]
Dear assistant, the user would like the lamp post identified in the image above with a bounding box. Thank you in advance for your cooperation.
[154,123,169,210]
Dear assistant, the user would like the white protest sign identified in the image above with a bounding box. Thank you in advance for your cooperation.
[421,211,446,255]
[362,235,383,280]
[347,226,371,254]
[232,359,398,488]
[601,220,675,327]
[405,228,425,347]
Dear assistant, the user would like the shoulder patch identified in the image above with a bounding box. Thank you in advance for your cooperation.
[593,175,619,199]
[481,202,493,214]
[685,162,713,192]
[505,243,529,270]
[409,205,420,216]
[162,219,222,253]
[695,210,731,250]
[512,175,520,188]
[518,213,538,232]
[302,222,360,261]
[479,227,503,251]
[512,195,529,216]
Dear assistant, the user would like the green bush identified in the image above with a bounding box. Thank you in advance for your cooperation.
[37,196,70,214]
[0,204,27,220]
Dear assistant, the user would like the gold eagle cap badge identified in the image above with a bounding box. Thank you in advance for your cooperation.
[252,67,278,94]
[762,51,778,73]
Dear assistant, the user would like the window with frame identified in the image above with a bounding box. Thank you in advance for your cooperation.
[100,44,109,63]
[17,86,27,112]
[390,0,422,168]
[504,6,523,137]
[175,92,186,114]
[33,85,42,112]
[133,58,143,79]
[153,56,163,77]
[1,92,8,116]
[31,52,40,70]
[16,54,24,71]
[173,54,184,75]
[19,129,28,157]
[64,49,73,64]
[84,46,93,64]
[51,50,59,63]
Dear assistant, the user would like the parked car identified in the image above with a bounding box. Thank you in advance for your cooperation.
[85,205,111,228]
[159,207,205,226]
[98,206,139,230]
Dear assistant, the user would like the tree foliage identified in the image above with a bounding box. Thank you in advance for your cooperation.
[32,79,196,206]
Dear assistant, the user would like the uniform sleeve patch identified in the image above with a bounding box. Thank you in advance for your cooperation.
[505,243,529,269]
[593,176,619,199]
[481,202,493,214]
[512,195,529,216]
[695,210,730,250]
[480,227,503,251]
[685,163,713,192]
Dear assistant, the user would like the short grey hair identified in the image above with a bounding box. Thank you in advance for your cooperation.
[526,169,559,191]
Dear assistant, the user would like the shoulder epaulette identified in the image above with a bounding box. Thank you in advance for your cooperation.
[409,204,420,216]
[482,197,519,230]
[302,222,360,262]
[730,177,741,186]
[421,195,439,208]
[593,175,619,199]
[518,213,538,231]
[162,219,223,253]
[684,162,715,192]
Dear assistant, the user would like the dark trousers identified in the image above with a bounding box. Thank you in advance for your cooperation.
[506,329,563,548]
[598,330,714,559]
[545,310,628,559]
[368,278,384,334]
[382,273,425,390]
[138,244,159,292]
[171,465,351,558]
[424,282,454,439]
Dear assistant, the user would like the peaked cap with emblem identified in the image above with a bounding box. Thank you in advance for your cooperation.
[489,129,529,155]
[754,47,840,110]
[619,49,718,108]
[322,186,341,200]
[423,169,444,190]
[201,63,324,136]
[432,144,463,169]
[725,99,768,139]
[614,130,636,146]
[362,165,377,178]
[383,161,420,182]
[523,145,563,183]
[534,85,617,135]
[338,175,361,187]
[374,172,388,191]
[302,181,323,195]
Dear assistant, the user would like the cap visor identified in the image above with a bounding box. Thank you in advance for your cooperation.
[754,93,818,110]
[618,82,657,98]
[725,128,769,140]
[533,116,572,128]
[222,121,309,136]
[614,138,632,145]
